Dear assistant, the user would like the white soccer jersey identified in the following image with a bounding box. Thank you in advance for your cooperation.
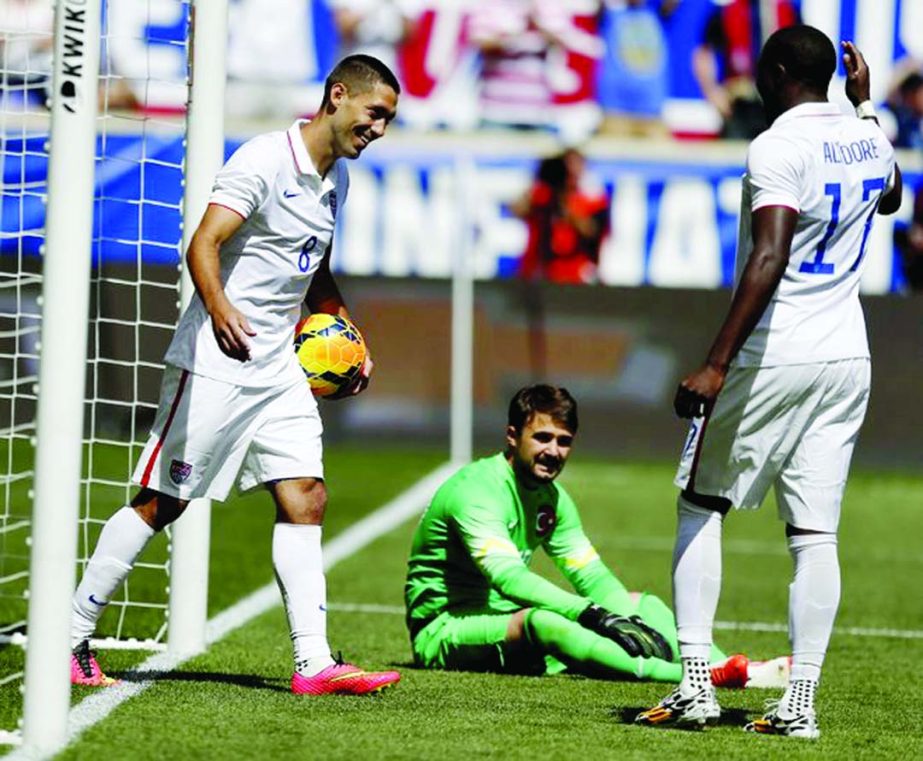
[733,102,896,367]
[165,120,349,387]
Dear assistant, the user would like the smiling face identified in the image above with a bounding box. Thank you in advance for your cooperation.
[328,80,398,159]
[506,412,575,487]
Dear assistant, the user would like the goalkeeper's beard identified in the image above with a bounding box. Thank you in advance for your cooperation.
[519,455,563,485]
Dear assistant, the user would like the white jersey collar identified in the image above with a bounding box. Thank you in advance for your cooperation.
[286,119,321,178]
[773,101,842,128]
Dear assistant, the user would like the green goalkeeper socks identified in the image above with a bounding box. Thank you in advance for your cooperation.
[523,598,728,681]
[524,608,682,682]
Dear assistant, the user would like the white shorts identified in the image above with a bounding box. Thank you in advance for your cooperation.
[675,359,870,532]
[132,365,323,501]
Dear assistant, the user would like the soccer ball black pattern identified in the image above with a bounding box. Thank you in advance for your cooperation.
[294,313,366,397]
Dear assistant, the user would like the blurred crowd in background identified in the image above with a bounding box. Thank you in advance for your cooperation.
[1,0,921,146]
[1,0,921,290]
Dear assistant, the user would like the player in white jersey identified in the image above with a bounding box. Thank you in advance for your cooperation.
[635,27,901,738]
[69,55,403,696]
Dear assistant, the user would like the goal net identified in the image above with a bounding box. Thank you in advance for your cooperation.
[0,0,51,666]
[0,0,191,739]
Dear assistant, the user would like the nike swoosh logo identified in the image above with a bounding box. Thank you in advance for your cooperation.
[283,190,299,199]
[319,604,327,612]
[89,594,109,606]
[329,671,368,682]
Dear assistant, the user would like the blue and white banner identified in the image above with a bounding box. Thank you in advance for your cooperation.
[329,141,918,294]
[1,133,917,294]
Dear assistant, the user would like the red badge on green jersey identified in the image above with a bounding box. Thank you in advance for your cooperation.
[536,505,556,537]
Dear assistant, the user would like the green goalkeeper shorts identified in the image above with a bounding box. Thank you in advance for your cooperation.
[412,610,552,675]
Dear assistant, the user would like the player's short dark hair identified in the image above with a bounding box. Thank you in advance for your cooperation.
[508,385,579,434]
[759,25,837,93]
[321,54,401,106]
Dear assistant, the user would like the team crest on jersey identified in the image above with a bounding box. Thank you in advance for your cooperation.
[535,505,556,538]
[329,192,338,219]
[170,459,193,485]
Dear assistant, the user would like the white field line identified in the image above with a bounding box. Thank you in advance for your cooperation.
[5,461,457,761]
[327,602,923,641]
[607,537,788,556]
[712,620,923,640]
[605,536,923,563]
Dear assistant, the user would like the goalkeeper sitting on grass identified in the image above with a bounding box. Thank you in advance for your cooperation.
[404,385,788,687]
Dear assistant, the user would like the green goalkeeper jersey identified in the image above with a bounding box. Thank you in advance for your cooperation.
[405,453,632,636]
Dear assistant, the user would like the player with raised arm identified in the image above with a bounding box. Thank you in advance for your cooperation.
[635,28,901,737]
[405,385,790,688]
[69,55,402,696]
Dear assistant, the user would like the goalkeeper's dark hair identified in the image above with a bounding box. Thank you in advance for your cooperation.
[321,55,401,106]
[758,25,837,94]
[508,385,578,434]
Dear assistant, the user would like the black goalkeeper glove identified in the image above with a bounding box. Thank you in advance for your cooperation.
[577,604,674,661]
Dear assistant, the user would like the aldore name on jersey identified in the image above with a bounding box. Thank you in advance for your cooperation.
[823,137,883,165]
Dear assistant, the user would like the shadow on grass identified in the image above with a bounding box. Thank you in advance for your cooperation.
[386,660,549,678]
[115,669,289,693]
[614,706,750,729]
[388,660,420,670]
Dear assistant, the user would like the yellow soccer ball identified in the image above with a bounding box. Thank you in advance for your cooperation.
[294,313,367,398]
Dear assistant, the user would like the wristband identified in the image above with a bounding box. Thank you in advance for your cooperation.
[855,100,877,120]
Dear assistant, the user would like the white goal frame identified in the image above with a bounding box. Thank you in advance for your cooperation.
[167,0,228,660]
[22,0,103,750]
[18,1,226,754]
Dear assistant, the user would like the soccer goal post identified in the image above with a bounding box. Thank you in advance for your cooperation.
[14,0,227,752]
[167,0,228,659]
[21,0,103,751]
[450,155,476,466]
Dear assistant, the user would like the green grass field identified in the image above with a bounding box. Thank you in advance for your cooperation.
[2,444,922,759]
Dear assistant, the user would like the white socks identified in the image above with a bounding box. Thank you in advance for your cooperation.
[669,487,838,716]
[71,506,155,647]
[781,532,840,716]
[672,496,724,662]
[272,523,334,676]
[73,511,336,676]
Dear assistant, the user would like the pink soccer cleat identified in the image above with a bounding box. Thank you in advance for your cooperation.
[71,640,119,687]
[291,659,400,696]
[710,653,750,689]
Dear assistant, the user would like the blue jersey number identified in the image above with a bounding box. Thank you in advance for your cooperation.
[799,183,840,274]
[800,178,886,275]
[849,177,887,272]
[298,236,318,272]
